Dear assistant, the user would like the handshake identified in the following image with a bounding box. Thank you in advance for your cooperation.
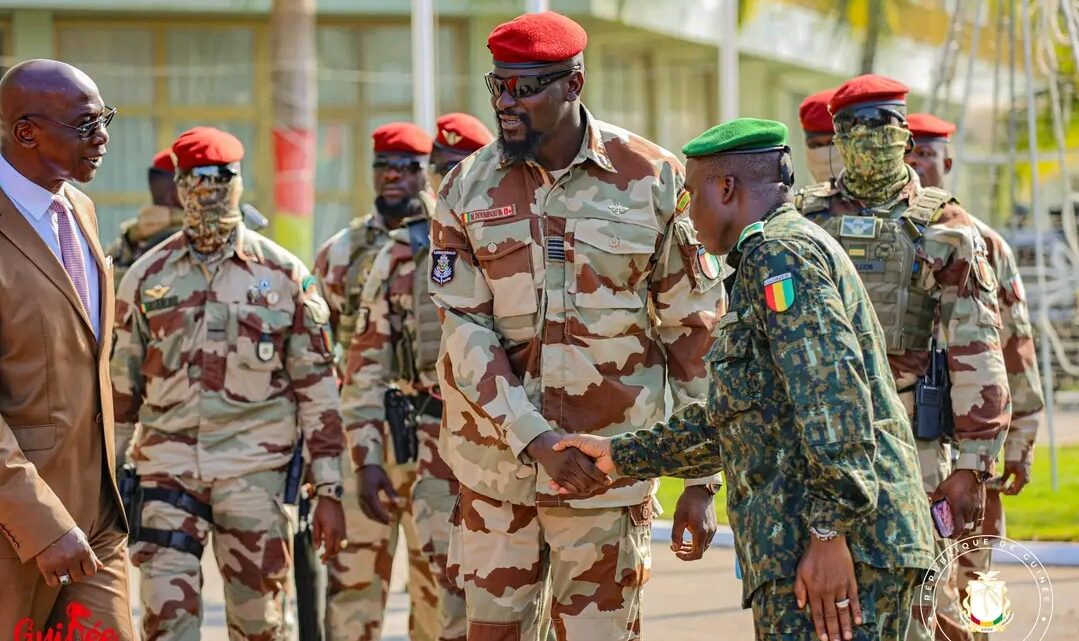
[526,431,618,495]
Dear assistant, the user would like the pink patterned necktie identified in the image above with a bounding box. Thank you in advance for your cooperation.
[52,196,91,316]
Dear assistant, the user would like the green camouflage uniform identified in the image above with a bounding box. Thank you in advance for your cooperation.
[611,203,935,640]
[796,169,1011,641]
[338,219,464,641]
[314,207,440,641]
[104,204,185,290]
[430,108,725,640]
[111,223,344,641]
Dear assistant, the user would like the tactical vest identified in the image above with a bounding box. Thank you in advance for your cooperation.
[801,186,953,354]
[336,220,384,350]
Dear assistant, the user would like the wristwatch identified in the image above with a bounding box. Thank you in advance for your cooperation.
[809,525,839,542]
[315,482,344,500]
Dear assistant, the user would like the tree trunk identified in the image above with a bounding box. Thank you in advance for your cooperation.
[860,0,884,74]
[270,0,317,263]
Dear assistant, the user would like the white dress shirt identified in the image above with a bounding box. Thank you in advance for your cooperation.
[0,153,101,338]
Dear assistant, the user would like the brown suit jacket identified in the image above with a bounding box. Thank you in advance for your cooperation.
[0,182,124,564]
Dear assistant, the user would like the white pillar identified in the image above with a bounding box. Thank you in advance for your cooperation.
[412,0,436,133]
[717,0,739,122]
[525,0,550,12]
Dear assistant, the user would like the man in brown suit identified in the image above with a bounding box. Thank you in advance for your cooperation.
[0,59,133,638]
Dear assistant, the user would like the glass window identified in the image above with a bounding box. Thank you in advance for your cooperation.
[318,27,361,107]
[597,50,650,137]
[167,28,254,106]
[316,121,354,193]
[437,25,467,113]
[56,27,154,105]
[360,26,412,108]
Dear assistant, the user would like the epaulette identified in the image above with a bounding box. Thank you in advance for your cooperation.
[906,186,955,225]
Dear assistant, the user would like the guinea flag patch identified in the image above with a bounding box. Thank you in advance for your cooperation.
[676,190,691,214]
[697,246,721,279]
[763,272,794,312]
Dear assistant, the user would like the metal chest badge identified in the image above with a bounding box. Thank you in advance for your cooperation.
[257,331,275,362]
[431,249,457,285]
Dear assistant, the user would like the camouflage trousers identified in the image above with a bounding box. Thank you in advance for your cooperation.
[325,460,439,641]
[907,440,971,641]
[413,478,467,641]
[750,565,920,640]
[130,469,291,641]
[448,487,652,641]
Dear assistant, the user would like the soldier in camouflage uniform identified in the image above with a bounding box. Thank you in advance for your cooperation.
[315,123,442,641]
[556,118,935,641]
[905,113,1044,638]
[430,13,725,641]
[339,114,492,641]
[105,148,185,287]
[429,113,494,193]
[799,88,844,185]
[111,127,347,641]
[793,76,1011,641]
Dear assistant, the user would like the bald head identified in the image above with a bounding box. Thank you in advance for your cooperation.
[0,59,109,190]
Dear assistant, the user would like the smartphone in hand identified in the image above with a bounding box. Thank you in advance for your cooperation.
[931,497,955,539]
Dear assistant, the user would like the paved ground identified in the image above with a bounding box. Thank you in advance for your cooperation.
[130,540,1079,640]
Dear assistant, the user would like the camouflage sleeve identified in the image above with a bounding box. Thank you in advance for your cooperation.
[286,265,344,486]
[610,403,725,479]
[110,267,148,467]
[339,248,394,470]
[742,238,880,534]
[990,238,1043,467]
[927,212,1010,471]
[430,193,553,458]
[313,237,346,336]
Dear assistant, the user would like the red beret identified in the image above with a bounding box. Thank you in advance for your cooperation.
[907,113,957,140]
[829,74,909,115]
[171,126,244,171]
[488,12,587,67]
[435,113,494,153]
[151,147,175,172]
[372,122,433,155]
[799,89,837,133]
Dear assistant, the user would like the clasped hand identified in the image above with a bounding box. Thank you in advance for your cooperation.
[528,432,613,495]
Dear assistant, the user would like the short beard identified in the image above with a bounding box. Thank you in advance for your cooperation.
[376,195,424,225]
[496,116,543,164]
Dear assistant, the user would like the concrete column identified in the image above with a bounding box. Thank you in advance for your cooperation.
[11,10,56,62]
[717,0,739,121]
[412,0,436,132]
[525,0,550,12]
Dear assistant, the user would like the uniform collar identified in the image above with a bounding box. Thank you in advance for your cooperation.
[497,105,616,174]
[167,222,256,266]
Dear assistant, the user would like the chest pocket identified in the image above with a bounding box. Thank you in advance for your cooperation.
[141,306,192,408]
[227,304,293,402]
[472,219,539,318]
[571,218,658,310]
[705,322,761,422]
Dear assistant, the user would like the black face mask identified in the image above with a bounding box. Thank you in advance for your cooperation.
[496,114,544,164]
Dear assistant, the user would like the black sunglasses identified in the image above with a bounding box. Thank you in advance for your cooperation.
[833,105,906,135]
[433,159,461,176]
[484,66,579,100]
[181,163,240,181]
[373,158,425,173]
[21,106,116,140]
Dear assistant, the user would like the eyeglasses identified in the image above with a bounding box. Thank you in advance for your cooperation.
[833,105,905,135]
[373,157,425,173]
[21,106,116,140]
[484,66,579,100]
[180,163,240,182]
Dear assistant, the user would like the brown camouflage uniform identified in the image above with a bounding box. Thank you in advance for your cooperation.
[104,204,185,290]
[430,108,725,640]
[111,223,344,640]
[314,208,441,641]
[796,168,1011,641]
[339,219,465,641]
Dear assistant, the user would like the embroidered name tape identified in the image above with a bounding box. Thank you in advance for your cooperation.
[463,205,515,225]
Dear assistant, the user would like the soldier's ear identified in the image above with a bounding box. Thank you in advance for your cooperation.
[944,156,953,175]
[720,175,737,204]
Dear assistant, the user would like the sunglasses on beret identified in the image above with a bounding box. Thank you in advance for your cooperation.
[20,106,117,140]
[832,105,906,135]
[373,157,426,173]
[484,66,580,100]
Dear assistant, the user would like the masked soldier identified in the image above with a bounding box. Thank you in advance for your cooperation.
[799,88,844,185]
[905,112,1044,639]
[111,126,346,641]
[105,148,184,287]
[317,123,441,641]
[430,12,725,640]
[794,76,1011,641]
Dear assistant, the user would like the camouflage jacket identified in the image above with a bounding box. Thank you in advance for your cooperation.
[430,107,726,507]
[104,205,185,289]
[797,172,1010,473]
[340,221,454,481]
[611,204,934,605]
[313,213,392,353]
[971,217,1043,467]
[111,223,344,485]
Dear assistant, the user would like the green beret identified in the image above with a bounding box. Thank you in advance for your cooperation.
[682,118,789,158]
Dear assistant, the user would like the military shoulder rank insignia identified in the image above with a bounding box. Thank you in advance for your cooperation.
[676,190,691,214]
[431,249,457,285]
[697,246,721,279]
[840,215,879,239]
[763,272,795,312]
